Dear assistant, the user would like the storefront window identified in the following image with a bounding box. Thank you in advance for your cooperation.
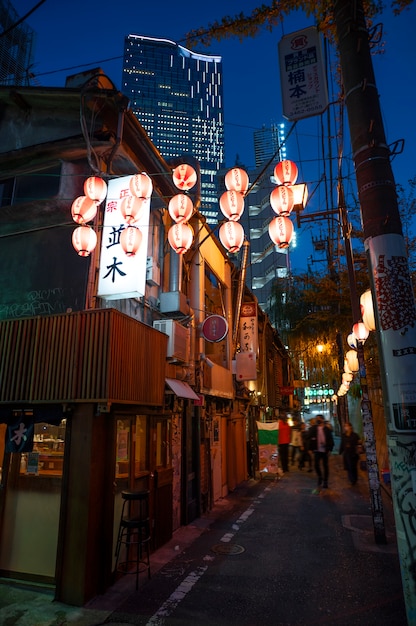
[134,415,147,477]
[19,420,66,477]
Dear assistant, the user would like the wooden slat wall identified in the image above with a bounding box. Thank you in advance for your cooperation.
[0,309,167,406]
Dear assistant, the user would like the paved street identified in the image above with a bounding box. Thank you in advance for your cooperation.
[0,454,407,625]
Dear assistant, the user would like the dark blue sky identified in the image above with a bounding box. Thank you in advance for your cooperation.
[14,0,416,271]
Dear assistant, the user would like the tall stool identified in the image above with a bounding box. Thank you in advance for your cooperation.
[114,490,151,590]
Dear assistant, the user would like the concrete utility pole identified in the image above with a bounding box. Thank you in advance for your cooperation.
[334,1,416,622]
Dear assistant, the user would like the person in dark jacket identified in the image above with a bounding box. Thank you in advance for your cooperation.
[298,422,312,471]
[339,421,361,485]
[308,414,334,489]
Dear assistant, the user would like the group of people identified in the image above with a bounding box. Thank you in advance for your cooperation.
[277,414,362,489]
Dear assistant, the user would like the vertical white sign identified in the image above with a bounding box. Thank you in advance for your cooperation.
[239,302,258,354]
[278,26,328,121]
[97,176,150,300]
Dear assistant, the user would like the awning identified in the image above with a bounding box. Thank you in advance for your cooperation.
[165,378,199,400]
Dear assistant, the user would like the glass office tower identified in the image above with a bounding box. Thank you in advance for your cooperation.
[123,35,225,224]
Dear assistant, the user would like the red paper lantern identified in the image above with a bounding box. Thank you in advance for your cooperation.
[120,195,147,225]
[71,196,98,225]
[219,221,245,253]
[268,216,294,249]
[219,190,244,221]
[360,289,376,331]
[224,168,249,194]
[72,226,97,257]
[352,322,369,343]
[274,160,298,186]
[270,185,295,216]
[168,194,194,223]
[172,164,197,191]
[168,222,193,254]
[83,176,107,203]
[120,226,142,256]
[129,173,153,199]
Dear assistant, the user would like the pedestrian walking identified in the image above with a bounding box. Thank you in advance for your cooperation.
[290,419,302,466]
[339,421,361,485]
[278,414,291,473]
[308,414,334,489]
[298,422,312,471]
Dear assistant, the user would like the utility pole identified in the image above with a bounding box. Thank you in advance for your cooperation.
[334,1,416,622]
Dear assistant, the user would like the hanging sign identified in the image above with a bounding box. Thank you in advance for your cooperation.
[201,314,228,342]
[278,26,328,121]
[239,302,258,353]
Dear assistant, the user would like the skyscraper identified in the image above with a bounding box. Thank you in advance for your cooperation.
[122,35,225,224]
[0,0,35,86]
[253,123,286,168]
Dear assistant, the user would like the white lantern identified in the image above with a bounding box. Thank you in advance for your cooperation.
[224,168,249,194]
[120,226,142,256]
[347,333,357,349]
[168,194,194,223]
[172,164,197,191]
[168,222,193,254]
[353,322,369,343]
[344,358,353,375]
[360,289,376,331]
[83,176,107,203]
[120,196,147,225]
[345,349,359,373]
[72,226,97,257]
[274,160,298,186]
[129,172,153,199]
[268,216,294,249]
[219,221,245,253]
[342,372,354,384]
[219,190,244,221]
[270,185,294,216]
[71,196,98,225]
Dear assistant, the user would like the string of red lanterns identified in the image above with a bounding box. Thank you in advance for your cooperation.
[167,164,197,254]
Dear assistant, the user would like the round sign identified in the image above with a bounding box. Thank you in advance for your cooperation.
[201,315,228,343]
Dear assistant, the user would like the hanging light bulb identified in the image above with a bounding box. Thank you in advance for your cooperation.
[83,176,107,203]
[360,289,376,331]
[120,226,143,256]
[352,322,370,343]
[72,226,97,257]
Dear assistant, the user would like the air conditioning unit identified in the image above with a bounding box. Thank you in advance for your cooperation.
[146,257,161,286]
[153,319,190,362]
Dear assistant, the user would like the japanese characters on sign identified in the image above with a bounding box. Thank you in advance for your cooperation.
[97,176,150,299]
[278,26,328,121]
[239,302,258,354]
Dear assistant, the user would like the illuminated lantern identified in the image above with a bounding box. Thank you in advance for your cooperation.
[347,333,357,349]
[83,176,107,203]
[268,216,294,249]
[270,185,294,216]
[120,226,142,256]
[352,322,369,343]
[224,167,249,194]
[274,159,298,186]
[360,289,376,331]
[168,222,193,254]
[345,349,359,373]
[120,195,147,225]
[219,190,244,221]
[71,196,98,224]
[129,172,153,199]
[344,358,352,375]
[72,226,97,257]
[172,164,197,191]
[219,221,245,253]
[168,194,194,223]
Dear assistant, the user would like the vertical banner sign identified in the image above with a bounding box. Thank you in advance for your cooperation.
[97,176,150,299]
[239,302,258,353]
[278,26,328,121]
[256,421,280,476]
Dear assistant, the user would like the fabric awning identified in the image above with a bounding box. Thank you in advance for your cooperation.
[165,378,199,400]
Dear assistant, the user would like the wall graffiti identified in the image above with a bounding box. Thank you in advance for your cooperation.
[0,288,73,320]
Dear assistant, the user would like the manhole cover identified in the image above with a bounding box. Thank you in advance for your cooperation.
[211,543,245,555]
